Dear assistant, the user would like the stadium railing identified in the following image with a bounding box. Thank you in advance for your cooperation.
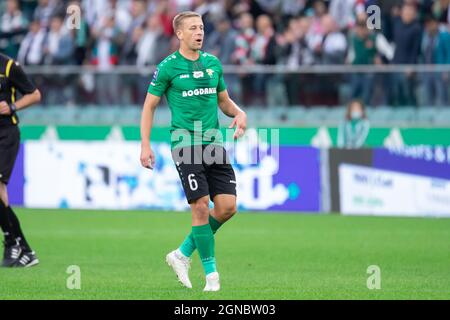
[20,64,450,127]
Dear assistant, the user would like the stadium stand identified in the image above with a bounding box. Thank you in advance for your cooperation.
[1,0,450,127]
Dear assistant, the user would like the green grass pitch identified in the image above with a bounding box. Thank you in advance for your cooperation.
[0,209,449,300]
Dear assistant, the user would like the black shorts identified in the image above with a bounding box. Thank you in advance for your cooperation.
[172,145,237,204]
[0,125,20,185]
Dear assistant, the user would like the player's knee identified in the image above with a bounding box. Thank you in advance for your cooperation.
[191,197,210,219]
[219,203,237,221]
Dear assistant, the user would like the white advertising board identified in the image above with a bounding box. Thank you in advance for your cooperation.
[339,164,450,217]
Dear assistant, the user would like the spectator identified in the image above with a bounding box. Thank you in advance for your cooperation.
[255,0,281,15]
[337,99,370,149]
[155,0,176,38]
[43,15,74,65]
[19,0,40,22]
[279,0,307,21]
[251,14,277,65]
[68,1,91,65]
[432,0,450,24]
[204,16,239,100]
[232,12,255,65]
[120,0,147,105]
[224,0,248,21]
[121,0,147,65]
[437,22,450,106]
[136,14,169,67]
[348,14,394,105]
[82,0,110,29]
[392,3,422,64]
[278,16,314,67]
[34,0,58,29]
[193,0,224,37]
[3,0,449,108]
[251,14,277,105]
[310,14,347,105]
[329,0,359,31]
[320,14,347,64]
[277,16,314,105]
[205,16,236,64]
[43,15,76,105]
[376,0,404,42]
[421,16,450,106]
[306,0,328,59]
[171,0,195,13]
[0,0,29,59]
[136,13,170,99]
[17,20,47,66]
[233,12,256,105]
[108,0,132,34]
[91,12,122,105]
[390,3,422,106]
[348,19,377,105]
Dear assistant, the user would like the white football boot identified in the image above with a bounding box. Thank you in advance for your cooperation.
[203,272,220,292]
[166,249,192,289]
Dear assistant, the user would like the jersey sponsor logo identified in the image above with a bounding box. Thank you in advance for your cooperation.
[193,71,204,79]
[206,69,214,78]
[179,74,190,79]
[182,87,217,97]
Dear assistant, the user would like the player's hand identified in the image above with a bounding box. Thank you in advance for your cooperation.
[0,101,11,115]
[140,144,155,170]
[229,111,247,139]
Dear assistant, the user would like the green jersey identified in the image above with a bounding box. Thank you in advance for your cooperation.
[148,50,227,149]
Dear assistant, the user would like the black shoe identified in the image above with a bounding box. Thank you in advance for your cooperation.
[2,242,22,267]
[14,250,39,268]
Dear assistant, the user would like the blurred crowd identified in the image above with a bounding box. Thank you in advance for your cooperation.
[1,0,450,107]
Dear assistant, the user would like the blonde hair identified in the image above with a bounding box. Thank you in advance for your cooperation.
[172,11,202,32]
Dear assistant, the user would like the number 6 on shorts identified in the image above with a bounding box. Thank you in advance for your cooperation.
[188,174,198,191]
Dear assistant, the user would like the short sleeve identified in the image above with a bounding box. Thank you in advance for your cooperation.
[147,66,170,97]
[216,60,227,93]
[9,61,37,95]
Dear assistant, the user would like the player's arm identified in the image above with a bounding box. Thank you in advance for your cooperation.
[0,61,41,116]
[218,89,247,139]
[141,65,170,169]
[140,93,161,169]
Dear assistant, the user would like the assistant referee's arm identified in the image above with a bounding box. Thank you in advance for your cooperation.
[9,61,41,110]
[0,61,41,116]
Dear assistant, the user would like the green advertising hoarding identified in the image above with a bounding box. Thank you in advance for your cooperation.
[20,126,450,147]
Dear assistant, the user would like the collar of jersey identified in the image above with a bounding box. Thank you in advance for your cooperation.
[176,50,202,62]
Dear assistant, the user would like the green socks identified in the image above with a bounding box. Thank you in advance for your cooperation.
[179,233,196,258]
[179,215,222,258]
[192,224,216,275]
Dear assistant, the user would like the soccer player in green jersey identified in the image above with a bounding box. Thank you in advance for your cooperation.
[140,11,247,291]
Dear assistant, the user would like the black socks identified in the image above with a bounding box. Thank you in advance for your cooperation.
[0,200,15,246]
[0,201,32,252]
[6,206,32,252]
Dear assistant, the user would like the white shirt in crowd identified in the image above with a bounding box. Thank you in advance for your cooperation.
[17,29,47,65]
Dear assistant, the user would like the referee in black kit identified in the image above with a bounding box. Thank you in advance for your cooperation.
[0,53,41,267]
